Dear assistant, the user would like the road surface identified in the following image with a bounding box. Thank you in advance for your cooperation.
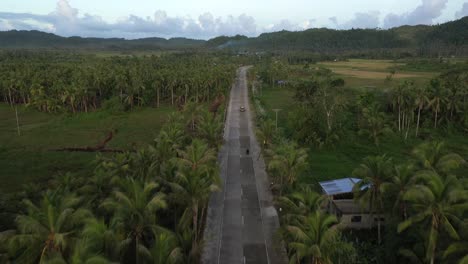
[202,66,287,264]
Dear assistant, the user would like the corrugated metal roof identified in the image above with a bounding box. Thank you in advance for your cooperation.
[319,177,362,195]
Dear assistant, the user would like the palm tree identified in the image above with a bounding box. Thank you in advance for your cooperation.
[277,186,324,224]
[412,141,466,176]
[68,238,111,264]
[80,217,120,262]
[257,119,276,147]
[358,104,391,146]
[414,86,428,137]
[352,155,393,244]
[427,78,445,129]
[443,219,468,264]
[148,230,183,264]
[172,140,220,251]
[286,211,338,264]
[197,110,223,148]
[101,179,166,264]
[7,191,92,263]
[268,140,308,195]
[381,164,415,220]
[183,101,203,132]
[176,139,216,172]
[398,172,468,264]
[392,82,406,132]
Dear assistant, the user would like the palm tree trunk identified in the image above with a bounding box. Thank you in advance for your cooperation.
[398,104,401,132]
[157,87,160,108]
[136,238,139,264]
[416,106,421,137]
[192,201,199,249]
[377,217,381,244]
[171,86,174,106]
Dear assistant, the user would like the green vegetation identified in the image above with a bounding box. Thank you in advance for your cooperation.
[0,104,173,192]
[1,16,467,56]
[0,102,225,264]
[251,58,468,263]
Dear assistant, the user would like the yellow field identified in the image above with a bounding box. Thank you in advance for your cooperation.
[317,59,437,81]
[328,68,436,80]
[318,59,402,71]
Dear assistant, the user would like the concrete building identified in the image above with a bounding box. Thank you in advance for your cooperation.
[319,177,383,229]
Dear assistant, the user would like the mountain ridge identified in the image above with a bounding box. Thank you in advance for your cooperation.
[0,16,466,55]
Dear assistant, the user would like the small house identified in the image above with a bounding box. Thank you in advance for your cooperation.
[319,177,383,229]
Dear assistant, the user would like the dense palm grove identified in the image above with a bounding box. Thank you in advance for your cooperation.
[251,60,468,264]
[0,51,239,263]
[0,51,235,112]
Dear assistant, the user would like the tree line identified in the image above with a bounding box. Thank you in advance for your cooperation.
[266,64,468,148]
[0,51,236,113]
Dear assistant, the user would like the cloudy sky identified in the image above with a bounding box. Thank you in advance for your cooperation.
[0,0,467,39]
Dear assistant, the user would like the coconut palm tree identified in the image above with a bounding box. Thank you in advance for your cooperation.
[257,119,276,147]
[68,238,111,264]
[443,219,468,264]
[6,191,92,263]
[381,164,415,220]
[392,82,406,132]
[277,186,324,224]
[183,101,203,132]
[398,172,468,264]
[171,140,220,251]
[101,179,166,264]
[358,104,391,146]
[268,140,308,195]
[412,141,466,176]
[176,139,216,172]
[427,78,445,129]
[286,211,339,264]
[197,110,223,148]
[414,86,428,137]
[148,230,184,264]
[80,217,120,262]
[352,155,393,244]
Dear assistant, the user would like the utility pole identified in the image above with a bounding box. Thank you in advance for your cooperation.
[272,108,282,131]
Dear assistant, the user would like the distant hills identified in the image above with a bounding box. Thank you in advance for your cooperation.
[0,30,205,51]
[0,16,466,56]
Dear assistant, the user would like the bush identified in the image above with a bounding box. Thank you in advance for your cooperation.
[101,97,128,113]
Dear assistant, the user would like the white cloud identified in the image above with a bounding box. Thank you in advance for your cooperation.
[340,11,381,29]
[455,3,468,18]
[0,0,257,39]
[384,0,449,28]
[0,0,463,39]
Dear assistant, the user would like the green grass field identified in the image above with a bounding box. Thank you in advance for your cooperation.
[0,104,173,192]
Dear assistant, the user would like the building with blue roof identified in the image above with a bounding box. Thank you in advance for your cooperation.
[319,177,384,229]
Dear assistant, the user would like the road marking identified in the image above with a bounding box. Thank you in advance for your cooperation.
[243,256,246,264]
[242,215,244,226]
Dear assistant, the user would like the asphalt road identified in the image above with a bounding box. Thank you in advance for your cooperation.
[202,67,287,264]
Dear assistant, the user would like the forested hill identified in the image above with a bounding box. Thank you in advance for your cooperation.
[0,16,466,55]
[0,30,205,50]
[230,16,468,56]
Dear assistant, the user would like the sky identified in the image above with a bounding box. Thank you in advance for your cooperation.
[0,0,467,39]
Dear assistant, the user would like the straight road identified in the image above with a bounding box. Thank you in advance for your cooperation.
[202,67,287,264]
